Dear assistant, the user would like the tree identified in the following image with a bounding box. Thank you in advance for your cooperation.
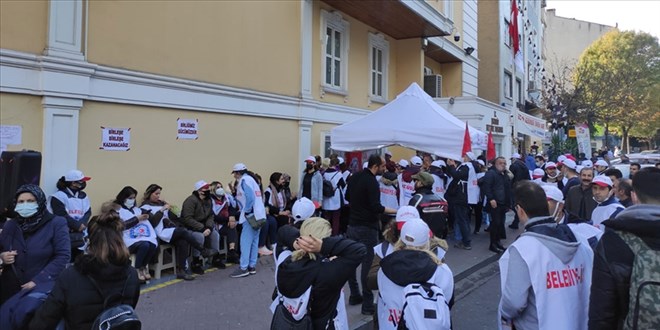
[573,30,660,153]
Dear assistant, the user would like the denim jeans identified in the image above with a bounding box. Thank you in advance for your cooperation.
[258,215,278,248]
[128,241,158,268]
[346,225,379,308]
[450,204,471,246]
[191,228,220,257]
[239,223,260,269]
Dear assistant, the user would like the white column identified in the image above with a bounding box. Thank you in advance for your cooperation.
[300,0,313,99]
[298,120,313,175]
[45,0,84,61]
[42,96,82,195]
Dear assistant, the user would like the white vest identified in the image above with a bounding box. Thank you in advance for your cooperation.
[591,202,624,227]
[398,174,415,207]
[377,265,454,330]
[119,207,158,247]
[48,190,91,220]
[499,235,593,330]
[141,204,175,243]
[567,223,603,245]
[461,162,480,205]
[379,181,399,211]
[431,174,446,199]
[236,175,267,225]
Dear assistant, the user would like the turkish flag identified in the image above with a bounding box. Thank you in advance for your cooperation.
[487,130,496,161]
[509,0,520,55]
[461,122,472,157]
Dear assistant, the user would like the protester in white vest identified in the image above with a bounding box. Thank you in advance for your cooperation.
[542,185,603,248]
[499,181,593,330]
[429,160,448,199]
[377,219,454,330]
[378,171,399,212]
[590,176,625,228]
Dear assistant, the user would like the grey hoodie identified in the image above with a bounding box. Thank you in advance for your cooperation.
[500,216,580,330]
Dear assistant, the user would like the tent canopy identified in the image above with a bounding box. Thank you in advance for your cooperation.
[331,83,487,161]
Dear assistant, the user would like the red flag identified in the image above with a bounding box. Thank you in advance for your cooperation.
[487,130,496,160]
[462,122,472,157]
[509,0,520,56]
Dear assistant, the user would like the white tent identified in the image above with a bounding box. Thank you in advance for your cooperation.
[331,82,488,161]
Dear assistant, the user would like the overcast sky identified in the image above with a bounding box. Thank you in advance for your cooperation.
[546,0,660,38]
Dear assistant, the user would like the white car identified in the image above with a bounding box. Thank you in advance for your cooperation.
[610,154,659,178]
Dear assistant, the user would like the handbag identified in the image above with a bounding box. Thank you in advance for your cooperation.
[246,213,266,230]
[270,303,313,330]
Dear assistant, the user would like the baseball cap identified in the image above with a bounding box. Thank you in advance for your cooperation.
[592,175,613,188]
[304,156,316,163]
[581,160,593,168]
[562,159,577,170]
[542,185,564,202]
[337,157,345,165]
[396,206,420,222]
[557,155,567,163]
[194,180,209,191]
[398,159,409,168]
[594,160,608,167]
[431,160,446,168]
[292,197,316,223]
[576,165,584,174]
[511,152,521,159]
[565,154,576,161]
[64,169,91,182]
[545,161,557,169]
[400,218,431,247]
[385,151,393,156]
[412,172,434,187]
[477,159,485,166]
[410,156,423,166]
[232,163,247,172]
[532,168,545,179]
[465,151,477,161]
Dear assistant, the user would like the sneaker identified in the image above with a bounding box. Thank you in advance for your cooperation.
[212,258,227,269]
[258,246,273,256]
[201,248,219,258]
[176,270,195,281]
[226,250,240,264]
[248,266,256,275]
[348,295,363,306]
[230,267,250,278]
[454,242,472,250]
[191,264,205,275]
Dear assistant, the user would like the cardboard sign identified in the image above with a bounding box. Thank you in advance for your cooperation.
[100,127,130,151]
[177,118,198,140]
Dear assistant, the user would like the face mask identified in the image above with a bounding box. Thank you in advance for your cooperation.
[551,202,564,221]
[125,198,136,208]
[16,202,39,218]
[78,181,87,190]
[535,161,543,167]
[215,188,225,196]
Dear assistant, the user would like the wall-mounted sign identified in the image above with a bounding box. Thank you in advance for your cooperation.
[177,118,198,140]
[100,127,130,151]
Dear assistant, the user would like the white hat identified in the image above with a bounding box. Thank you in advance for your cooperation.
[400,218,431,247]
[304,156,316,163]
[292,197,316,223]
[532,168,545,179]
[398,159,409,168]
[232,163,247,172]
[592,175,613,188]
[542,185,564,202]
[410,156,423,166]
[581,160,593,168]
[594,160,609,167]
[64,169,91,182]
[545,161,557,169]
[337,157,345,165]
[194,180,209,191]
[576,165,584,174]
[562,159,577,170]
[557,155,567,163]
[477,159,485,166]
[396,206,420,222]
[385,150,393,156]
[465,152,477,161]
[431,160,446,168]
[363,162,368,169]
[511,152,522,159]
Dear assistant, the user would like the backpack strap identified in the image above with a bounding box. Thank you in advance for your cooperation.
[412,194,423,208]
[381,241,389,258]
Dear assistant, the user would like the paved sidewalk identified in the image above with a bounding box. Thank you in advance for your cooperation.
[136,213,520,329]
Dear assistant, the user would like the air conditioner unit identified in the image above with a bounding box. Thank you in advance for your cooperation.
[424,75,443,98]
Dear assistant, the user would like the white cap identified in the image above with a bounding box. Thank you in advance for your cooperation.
[465,152,477,161]
[581,160,593,168]
[398,159,409,168]
[363,162,368,169]
[545,161,557,169]
[592,175,613,188]
[542,185,564,202]
[557,155,567,163]
[595,160,609,167]
[304,156,316,163]
[511,152,522,159]
[292,197,316,223]
[562,159,577,170]
[385,150,393,156]
[400,218,431,247]
[232,163,247,172]
[337,157,345,165]
[410,156,423,166]
[532,168,545,179]
[477,159,485,166]
[64,169,91,182]
[431,160,446,168]
[576,165,584,174]
[396,206,420,222]
[194,180,209,191]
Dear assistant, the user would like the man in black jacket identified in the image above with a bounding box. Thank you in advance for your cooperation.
[446,154,475,250]
[345,154,396,315]
[409,171,448,238]
[482,157,512,253]
[589,167,660,330]
[508,152,531,229]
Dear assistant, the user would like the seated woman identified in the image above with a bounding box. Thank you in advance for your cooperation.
[0,184,70,329]
[209,181,239,264]
[114,186,158,282]
[29,204,140,329]
[141,184,217,280]
[259,173,288,256]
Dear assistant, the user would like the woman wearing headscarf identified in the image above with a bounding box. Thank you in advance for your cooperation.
[29,204,140,329]
[0,184,70,328]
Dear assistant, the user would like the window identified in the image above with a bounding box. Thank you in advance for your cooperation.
[504,19,511,47]
[321,10,350,94]
[369,33,389,102]
[444,0,454,21]
[504,71,513,99]
[516,78,522,104]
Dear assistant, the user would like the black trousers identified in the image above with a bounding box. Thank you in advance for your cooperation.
[490,206,507,245]
[346,225,379,308]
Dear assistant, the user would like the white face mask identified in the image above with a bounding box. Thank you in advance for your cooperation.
[215,188,225,196]
[125,198,136,208]
[15,202,39,218]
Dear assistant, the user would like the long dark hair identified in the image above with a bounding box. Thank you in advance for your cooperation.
[114,186,138,206]
[269,172,283,188]
[86,202,130,265]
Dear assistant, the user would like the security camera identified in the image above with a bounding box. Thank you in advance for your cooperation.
[454,34,460,42]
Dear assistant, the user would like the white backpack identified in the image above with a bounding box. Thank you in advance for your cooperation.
[399,279,451,330]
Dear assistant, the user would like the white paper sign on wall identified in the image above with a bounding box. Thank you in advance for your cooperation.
[177,118,198,140]
[100,127,131,151]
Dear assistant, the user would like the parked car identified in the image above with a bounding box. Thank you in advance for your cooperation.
[610,154,660,178]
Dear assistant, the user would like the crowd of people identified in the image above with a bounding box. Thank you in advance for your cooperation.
[0,145,658,329]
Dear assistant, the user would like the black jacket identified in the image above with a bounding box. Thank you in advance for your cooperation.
[276,236,365,330]
[445,164,469,206]
[346,169,385,229]
[29,255,140,330]
[482,167,512,208]
[409,186,448,238]
[509,159,531,185]
[588,205,660,330]
[564,185,597,223]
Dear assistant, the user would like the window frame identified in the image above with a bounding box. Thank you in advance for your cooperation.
[321,10,350,95]
[368,33,389,103]
[504,71,513,100]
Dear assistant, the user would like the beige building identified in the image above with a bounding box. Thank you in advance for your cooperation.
[1,0,477,211]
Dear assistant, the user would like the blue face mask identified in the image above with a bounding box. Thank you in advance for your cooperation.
[15,202,39,218]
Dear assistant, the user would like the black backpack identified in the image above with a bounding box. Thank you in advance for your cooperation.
[322,173,339,198]
[88,270,141,330]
